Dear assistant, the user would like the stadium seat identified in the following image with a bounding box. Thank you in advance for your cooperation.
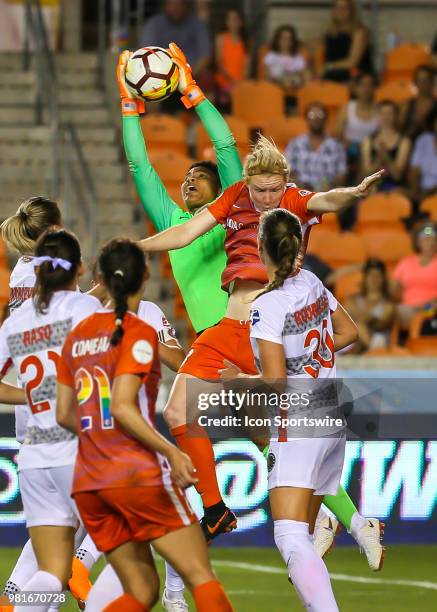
[365,346,411,356]
[0,267,10,307]
[256,44,269,79]
[406,336,437,356]
[141,114,188,155]
[356,193,411,232]
[308,230,365,267]
[334,269,362,303]
[0,237,8,268]
[231,80,285,129]
[297,80,349,132]
[375,80,416,104]
[383,44,431,84]
[263,116,308,152]
[320,212,339,232]
[421,195,437,221]
[361,229,413,266]
[148,151,193,191]
[196,115,250,159]
[408,310,433,339]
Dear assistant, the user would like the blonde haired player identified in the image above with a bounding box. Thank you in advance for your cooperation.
[139,135,385,567]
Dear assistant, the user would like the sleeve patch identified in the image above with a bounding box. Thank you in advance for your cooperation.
[250,308,260,326]
[132,339,154,365]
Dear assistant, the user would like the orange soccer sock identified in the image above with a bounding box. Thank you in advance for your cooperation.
[193,580,234,612]
[171,424,222,508]
[103,594,149,612]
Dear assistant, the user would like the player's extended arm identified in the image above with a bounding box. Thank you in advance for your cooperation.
[159,341,186,372]
[0,381,25,405]
[168,42,243,189]
[307,169,384,214]
[56,383,79,434]
[331,303,359,350]
[118,51,178,233]
[139,207,216,252]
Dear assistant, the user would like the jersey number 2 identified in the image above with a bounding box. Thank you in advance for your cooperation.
[19,351,59,414]
[75,366,114,431]
[303,319,334,378]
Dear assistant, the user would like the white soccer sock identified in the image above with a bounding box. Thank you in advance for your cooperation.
[274,519,339,612]
[18,571,63,612]
[74,533,101,571]
[165,562,185,600]
[5,539,38,592]
[85,564,123,612]
[350,511,368,538]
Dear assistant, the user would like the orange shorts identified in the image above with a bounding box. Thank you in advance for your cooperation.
[74,483,196,553]
[179,317,258,379]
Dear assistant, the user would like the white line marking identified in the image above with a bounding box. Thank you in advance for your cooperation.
[212,560,437,591]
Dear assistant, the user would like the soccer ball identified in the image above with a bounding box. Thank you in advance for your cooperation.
[125,46,179,102]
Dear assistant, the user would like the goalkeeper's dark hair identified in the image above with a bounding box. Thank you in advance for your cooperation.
[1,196,62,254]
[189,161,221,195]
[34,229,81,315]
[258,209,303,297]
[99,238,147,346]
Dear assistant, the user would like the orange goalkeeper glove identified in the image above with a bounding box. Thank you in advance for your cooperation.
[117,50,145,116]
[168,42,205,109]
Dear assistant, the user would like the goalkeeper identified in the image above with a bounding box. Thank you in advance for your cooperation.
[117,45,382,570]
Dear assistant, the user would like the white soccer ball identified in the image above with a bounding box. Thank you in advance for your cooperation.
[125,46,180,102]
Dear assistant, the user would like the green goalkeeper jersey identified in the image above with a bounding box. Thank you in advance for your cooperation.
[123,99,243,332]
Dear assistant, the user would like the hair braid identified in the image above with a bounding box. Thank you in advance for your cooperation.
[110,271,128,346]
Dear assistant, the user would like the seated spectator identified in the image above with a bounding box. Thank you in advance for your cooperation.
[400,65,437,142]
[408,108,437,204]
[335,72,379,159]
[284,103,347,191]
[392,222,437,329]
[263,25,309,91]
[215,9,249,112]
[345,258,395,352]
[361,100,411,191]
[322,0,373,83]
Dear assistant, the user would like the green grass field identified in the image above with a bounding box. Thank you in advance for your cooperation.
[1,545,436,611]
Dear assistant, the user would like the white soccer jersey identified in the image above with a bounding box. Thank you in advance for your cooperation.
[250,269,338,380]
[8,256,37,312]
[137,300,177,344]
[0,290,101,470]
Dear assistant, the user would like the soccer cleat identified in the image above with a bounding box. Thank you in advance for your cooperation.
[354,518,385,571]
[161,589,189,611]
[313,509,342,558]
[68,557,92,610]
[201,507,237,542]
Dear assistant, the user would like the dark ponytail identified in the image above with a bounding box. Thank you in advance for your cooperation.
[34,229,81,314]
[258,209,303,296]
[98,238,147,346]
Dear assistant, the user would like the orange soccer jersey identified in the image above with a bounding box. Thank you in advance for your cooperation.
[57,310,164,495]
[207,180,320,292]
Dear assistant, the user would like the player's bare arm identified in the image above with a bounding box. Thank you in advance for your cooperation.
[330,303,359,351]
[56,382,79,434]
[139,208,217,252]
[159,340,186,372]
[0,380,25,405]
[307,169,385,214]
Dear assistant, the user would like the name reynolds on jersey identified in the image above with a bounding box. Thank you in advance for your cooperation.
[294,293,330,327]
[72,336,110,357]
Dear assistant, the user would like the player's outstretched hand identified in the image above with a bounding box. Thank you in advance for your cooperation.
[219,359,242,380]
[167,447,198,489]
[167,42,205,108]
[355,169,385,198]
[117,50,145,116]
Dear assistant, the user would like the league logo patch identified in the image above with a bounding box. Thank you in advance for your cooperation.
[267,452,276,473]
[250,309,260,326]
[132,340,153,364]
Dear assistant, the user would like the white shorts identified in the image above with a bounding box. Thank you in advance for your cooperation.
[267,435,345,496]
[19,465,79,528]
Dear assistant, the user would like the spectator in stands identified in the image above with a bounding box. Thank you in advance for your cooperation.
[335,73,379,159]
[284,102,347,191]
[215,9,249,112]
[322,0,373,82]
[263,25,309,91]
[345,258,395,352]
[140,0,212,77]
[361,100,410,192]
[408,108,437,204]
[392,221,437,329]
[400,65,437,142]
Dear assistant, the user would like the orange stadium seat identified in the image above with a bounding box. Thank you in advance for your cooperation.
[141,114,188,155]
[0,267,10,307]
[408,310,433,340]
[308,230,365,267]
[361,229,413,266]
[256,44,269,79]
[421,195,437,221]
[375,80,416,104]
[321,212,340,232]
[263,116,308,152]
[365,346,411,356]
[384,43,431,84]
[297,81,349,132]
[148,151,193,190]
[356,193,411,232]
[196,115,251,159]
[334,269,362,303]
[231,80,285,129]
[406,336,437,356]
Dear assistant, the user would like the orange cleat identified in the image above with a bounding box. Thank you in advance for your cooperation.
[68,557,92,610]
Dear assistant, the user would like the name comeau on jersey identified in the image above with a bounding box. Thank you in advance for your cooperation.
[72,336,110,357]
